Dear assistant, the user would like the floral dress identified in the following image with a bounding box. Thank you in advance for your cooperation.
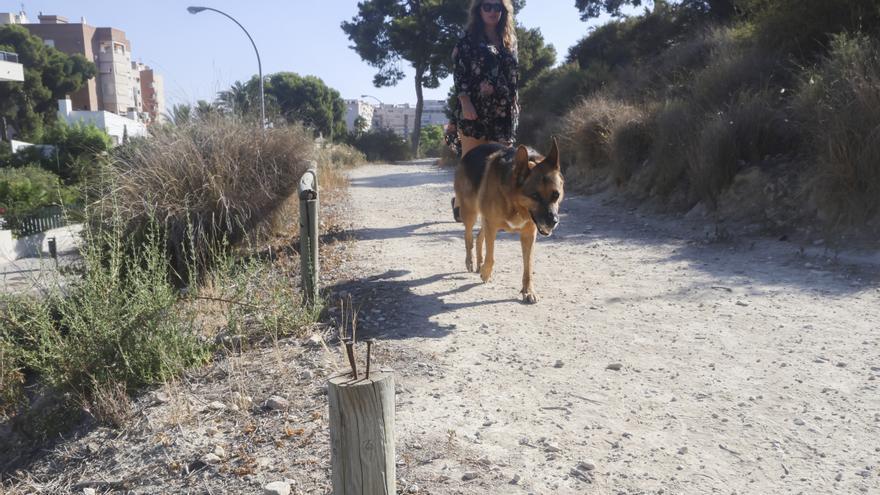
[452,33,519,145]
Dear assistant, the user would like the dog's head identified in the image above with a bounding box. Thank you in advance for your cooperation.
[513,137,565,236]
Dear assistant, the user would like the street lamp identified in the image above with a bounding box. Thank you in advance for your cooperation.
[188,6,265,129]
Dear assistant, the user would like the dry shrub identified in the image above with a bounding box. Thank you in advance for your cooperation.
[106,118,316,282]
[638,99,698,197]
[86,379,132,428]
[317,142,366,170]
[689,90,796,204]
[797,33,880,226]
[560,95,647,186]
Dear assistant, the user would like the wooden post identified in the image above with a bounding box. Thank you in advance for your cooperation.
[328,371,395,495]
[298,163,319,303]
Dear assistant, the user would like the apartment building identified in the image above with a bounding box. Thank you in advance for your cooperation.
[344,99,374,133]
[2,12,164,124]
[420,99,448,127]
[372,104,416,138]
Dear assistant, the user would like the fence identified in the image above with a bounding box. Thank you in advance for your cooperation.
[3,206,67,237]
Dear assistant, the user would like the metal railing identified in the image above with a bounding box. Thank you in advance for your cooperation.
[0,51,20,63]
[298,162,319,304]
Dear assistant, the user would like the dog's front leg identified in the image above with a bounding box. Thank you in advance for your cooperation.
[479,223,498,283]
[462,209,477,272]
[520,223,538,304]
[476,228,485,272]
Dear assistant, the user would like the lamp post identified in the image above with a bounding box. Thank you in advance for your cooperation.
[188,6,265,129]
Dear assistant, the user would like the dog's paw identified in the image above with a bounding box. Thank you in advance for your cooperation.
[465,258,473,273]
[521,290,538,304]
[480,264,493,283]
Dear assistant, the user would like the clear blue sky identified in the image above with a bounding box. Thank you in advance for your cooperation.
[15,0,618,107]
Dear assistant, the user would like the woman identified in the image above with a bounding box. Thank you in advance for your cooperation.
[450,0,518,222]
[452,0,519,159]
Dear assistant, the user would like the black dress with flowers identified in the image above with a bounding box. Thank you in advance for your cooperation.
[452,33,519,144]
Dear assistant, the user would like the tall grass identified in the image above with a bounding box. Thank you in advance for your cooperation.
[105,118,316,283]
[797,33,880,226]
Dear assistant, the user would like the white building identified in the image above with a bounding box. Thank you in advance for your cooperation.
[344,99,374,133]
[58,98,147,145]
[372,103,416,139]
[0,51,23,82]
[420,99,448,127]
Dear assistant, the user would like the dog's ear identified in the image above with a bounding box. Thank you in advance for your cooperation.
[544,136,560,170]
[513,145,532,187]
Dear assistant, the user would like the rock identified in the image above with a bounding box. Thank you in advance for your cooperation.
[835,473,843,482]
[606,363,623,371]
[305,334,323,347]
[544,442,562,453]
[462,472,479,481]
[793,418,805,426]
[736,301,749,307]
[677,447,688,455]
[836,362,847,368]
[857,470,871,478]
[265,396,289,410]
[577,461,596,471]
[213,445,226,458]
[205,427,219,436]
[263,481,291,495]
[554,360,564,368]
[207,401,226,411]
[83,489,97,495]
[152,391,171,404]
[407,484,420,493]
[300,370,314,380]
[510,474,522,484]
[202,453,222,464]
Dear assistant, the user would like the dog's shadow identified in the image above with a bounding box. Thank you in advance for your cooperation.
[323,270,516,341]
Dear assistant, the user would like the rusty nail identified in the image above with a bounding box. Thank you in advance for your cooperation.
[344,339,358,379]
[365,339,375,379]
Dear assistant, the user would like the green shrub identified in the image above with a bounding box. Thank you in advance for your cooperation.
[419,124,445,158]
[0,165,78,216]
[0,217,209,424]
[351,127,413,162]
[796,33,880,226]
[738,0,880,58]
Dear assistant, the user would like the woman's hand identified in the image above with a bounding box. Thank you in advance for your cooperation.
[460,99,478,120]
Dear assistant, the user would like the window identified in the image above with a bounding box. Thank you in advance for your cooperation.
[43,39,55,48]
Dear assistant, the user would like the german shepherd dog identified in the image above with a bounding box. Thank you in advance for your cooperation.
[453,138,564,303]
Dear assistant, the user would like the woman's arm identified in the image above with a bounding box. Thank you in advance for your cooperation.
[453,39,478,120]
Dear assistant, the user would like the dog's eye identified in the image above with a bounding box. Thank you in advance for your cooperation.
[551,191,560,201]
[531,193,542,202]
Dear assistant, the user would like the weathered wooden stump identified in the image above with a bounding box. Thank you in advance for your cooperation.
[328,370,395,495]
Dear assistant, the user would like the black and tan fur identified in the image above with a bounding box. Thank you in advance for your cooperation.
[453,138,564,303]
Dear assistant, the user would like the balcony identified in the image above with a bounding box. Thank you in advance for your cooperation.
[0,51,24,82]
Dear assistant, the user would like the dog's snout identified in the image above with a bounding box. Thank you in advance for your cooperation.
[550,214,560,226]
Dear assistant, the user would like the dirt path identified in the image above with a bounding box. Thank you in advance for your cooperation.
[333,160,880,495]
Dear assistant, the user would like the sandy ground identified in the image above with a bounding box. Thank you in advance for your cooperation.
[333,159,880,495]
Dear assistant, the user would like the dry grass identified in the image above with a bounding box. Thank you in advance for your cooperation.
[797,33,880,227]
[105,118,317,283]
[559,95,648,187]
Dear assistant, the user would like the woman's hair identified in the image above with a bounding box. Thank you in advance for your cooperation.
[465,0,517,52]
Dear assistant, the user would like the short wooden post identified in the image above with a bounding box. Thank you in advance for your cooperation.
[298,163,319,303]
[328,371,395,495]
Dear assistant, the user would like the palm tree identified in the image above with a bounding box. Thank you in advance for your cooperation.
[165,104,192,126]
[217,80,252,116]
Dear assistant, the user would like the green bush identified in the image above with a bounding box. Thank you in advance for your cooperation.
[0,165,78,216]
[418,124,445,158]
[351,127,413,162]
[0,218,209,424]
[738,0,880,58]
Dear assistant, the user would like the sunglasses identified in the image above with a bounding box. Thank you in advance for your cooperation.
[480,3,505,13]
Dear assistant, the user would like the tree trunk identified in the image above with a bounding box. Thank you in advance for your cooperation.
[412,65,424,156]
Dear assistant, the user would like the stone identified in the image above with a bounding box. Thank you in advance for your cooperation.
[263,481,291,495]
[462,472,479,481]
[207,401,226,411]
[577,461,596,471]
[606,363,623,371]
[510,474,522,484]
[265,396,289,410]
[83,489,97,495]
[202,453,222,464]
[554,360,564,368]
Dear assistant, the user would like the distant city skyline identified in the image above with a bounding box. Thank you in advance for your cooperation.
[11,1,620,108]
